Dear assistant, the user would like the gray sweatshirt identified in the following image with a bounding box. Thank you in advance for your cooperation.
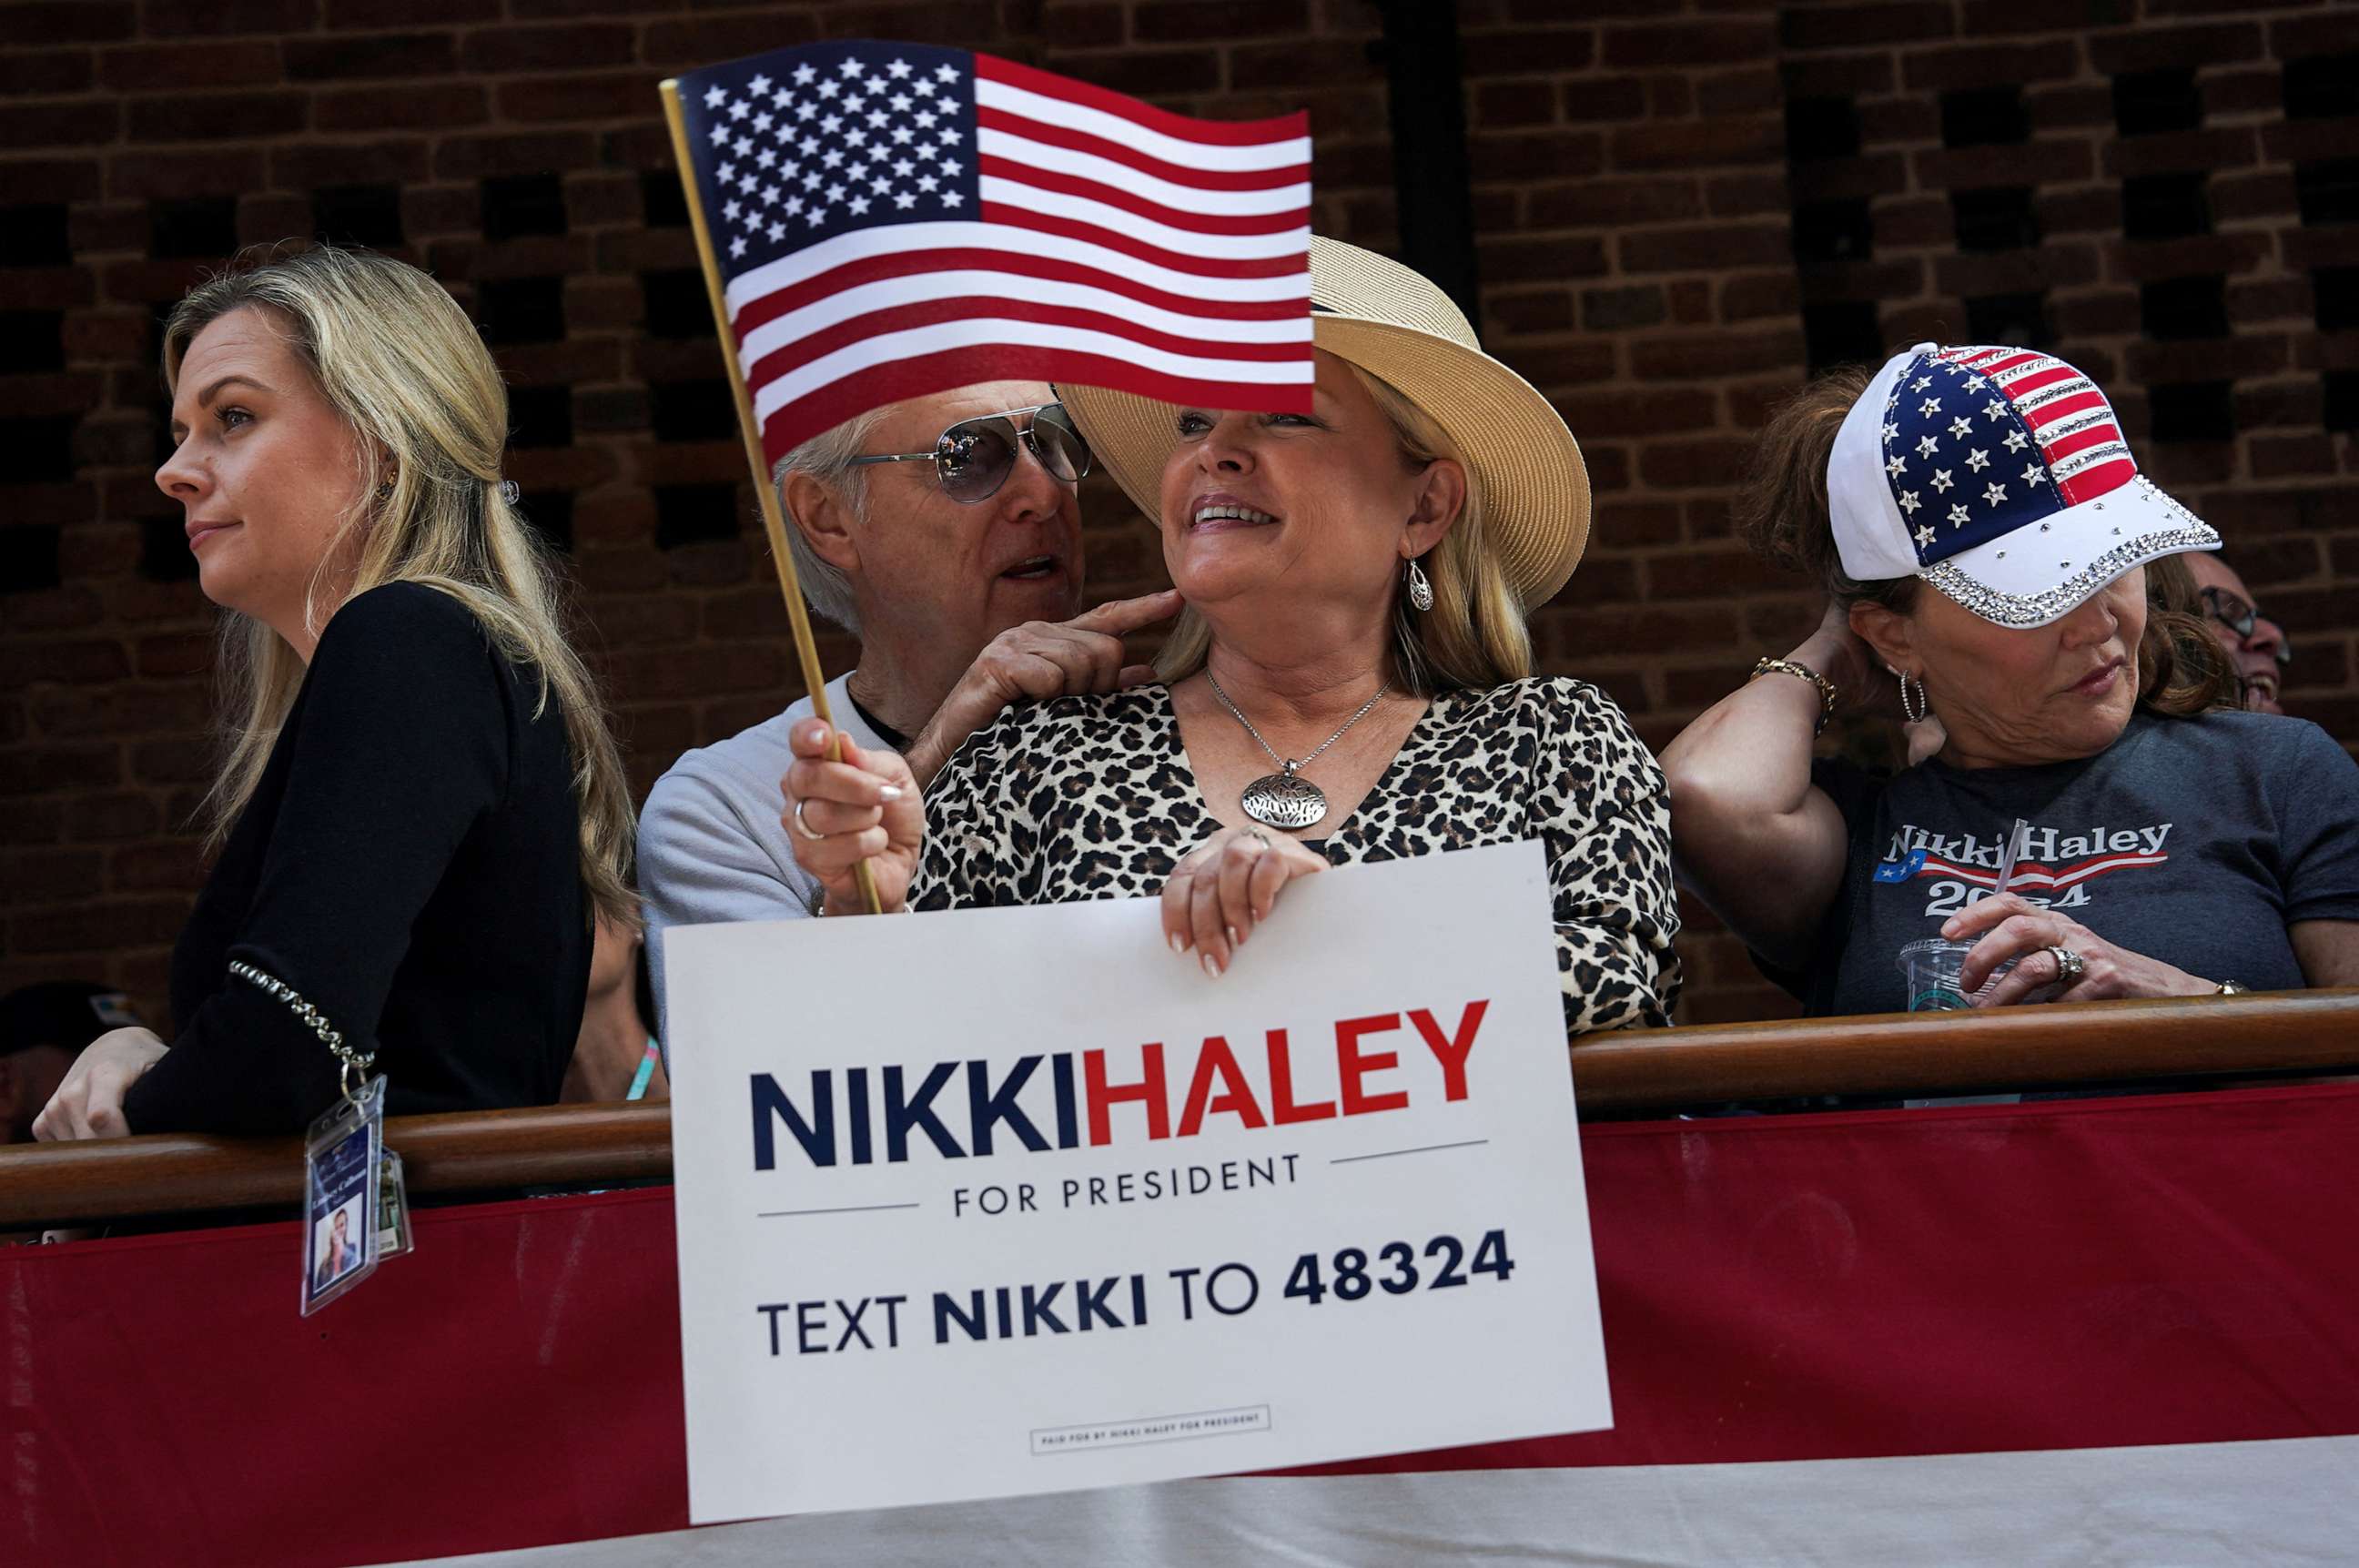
[637,673,893,1044]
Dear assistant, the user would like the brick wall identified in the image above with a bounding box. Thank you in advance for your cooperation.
[3,0,2354,1033]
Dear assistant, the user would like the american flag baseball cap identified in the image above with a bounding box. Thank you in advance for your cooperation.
[1827,343,2220,628]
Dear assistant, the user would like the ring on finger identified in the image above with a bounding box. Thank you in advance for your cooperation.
[2045,944,2085,983]
[790,797,825,842]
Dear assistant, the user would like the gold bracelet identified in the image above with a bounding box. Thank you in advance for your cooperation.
[1750,656,1838,733]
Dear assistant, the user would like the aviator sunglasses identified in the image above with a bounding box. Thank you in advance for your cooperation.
[845,403,1092,504]
[2198,586,2294,668]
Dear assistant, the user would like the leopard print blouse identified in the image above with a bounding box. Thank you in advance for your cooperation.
[912,677,1682,1033]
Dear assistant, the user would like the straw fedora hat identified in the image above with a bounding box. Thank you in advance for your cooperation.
[1058,236,1590,609]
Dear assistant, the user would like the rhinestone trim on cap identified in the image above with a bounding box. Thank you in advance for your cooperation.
[1922,523,2219,627]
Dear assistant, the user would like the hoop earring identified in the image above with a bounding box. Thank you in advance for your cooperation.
[1404,555,1434,612]
[1898,669,1928,725]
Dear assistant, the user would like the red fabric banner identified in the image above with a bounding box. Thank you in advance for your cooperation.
[6,1085,2357,1566]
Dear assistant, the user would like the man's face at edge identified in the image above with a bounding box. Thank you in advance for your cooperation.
[838,379,1086,654]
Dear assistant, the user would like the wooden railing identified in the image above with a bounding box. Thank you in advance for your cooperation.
[3,990,2353,1230]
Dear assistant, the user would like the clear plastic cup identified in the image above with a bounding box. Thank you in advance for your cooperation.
[1897,937,2014,1012]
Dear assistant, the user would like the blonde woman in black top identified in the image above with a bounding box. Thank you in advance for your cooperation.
[778,238,1680,1033]
[35,248,634,1139]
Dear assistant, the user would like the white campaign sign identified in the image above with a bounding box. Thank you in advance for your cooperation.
[666,840,1611,1522]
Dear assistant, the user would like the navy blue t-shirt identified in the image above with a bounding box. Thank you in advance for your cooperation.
[1773,711,2359,1016]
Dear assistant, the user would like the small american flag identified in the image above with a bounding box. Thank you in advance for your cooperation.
[671,40,1314,466]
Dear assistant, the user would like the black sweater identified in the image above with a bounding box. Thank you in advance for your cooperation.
[125,582,592,1136]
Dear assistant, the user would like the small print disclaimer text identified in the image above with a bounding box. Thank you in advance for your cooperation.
[1031,1404,1272,1456]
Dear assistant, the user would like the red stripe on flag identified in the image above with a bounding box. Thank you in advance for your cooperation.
[1964,349,2044,377]
[2000,366,2080,400]
[728,248,1311,341]
[982,201,1313,278]
[981,157,1310,238]
[741,295,1308,397]
[2022,388,2109,430]
[2039,420,2122,463]
[2056,456,2136,506]
[757,342,1312,466]
[979,54,1309,148]
[976,106,1309,193]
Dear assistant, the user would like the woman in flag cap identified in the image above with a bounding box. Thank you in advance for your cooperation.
[1663,344,2359,1017]
[781,237,1681,1033]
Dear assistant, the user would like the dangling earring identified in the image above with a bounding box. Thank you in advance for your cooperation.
[1404,554,1433,612]
[1898,669,1928,724]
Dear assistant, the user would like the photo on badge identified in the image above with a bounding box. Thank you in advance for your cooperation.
[301,1076,386,1316]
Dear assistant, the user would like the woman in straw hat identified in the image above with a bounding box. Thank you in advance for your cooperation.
[780,238,1680,1031]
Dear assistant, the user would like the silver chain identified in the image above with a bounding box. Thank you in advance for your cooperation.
[228,959,375,1101]
[1205,672,1392,776]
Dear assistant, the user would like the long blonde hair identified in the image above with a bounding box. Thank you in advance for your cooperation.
[1154,363,1533,693]
[163,245,637,929]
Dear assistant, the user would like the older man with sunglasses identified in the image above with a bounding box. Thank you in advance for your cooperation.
[637,381,1180,1033]
[2184,551,2293,714]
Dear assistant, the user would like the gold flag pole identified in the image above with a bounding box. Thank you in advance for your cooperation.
[659,78,883,915]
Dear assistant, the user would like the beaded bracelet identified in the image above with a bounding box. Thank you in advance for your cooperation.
[228,960,376,1093]
[1750,655,1839,734]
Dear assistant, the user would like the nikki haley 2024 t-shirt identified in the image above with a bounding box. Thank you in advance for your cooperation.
[1774,710,2359,1017]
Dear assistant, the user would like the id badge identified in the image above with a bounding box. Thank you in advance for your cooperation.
[375,1150,413,1259]
[301,1075,386,1316]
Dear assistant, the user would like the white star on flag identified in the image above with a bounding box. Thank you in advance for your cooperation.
[1984,400,2008,421]
[1962,374,1986,390]
[1916,435,1939,457]
[1899,491,1921,514]
[1949,503,1970,526]
[749,73,772,94]
[1887,455,1908,476]
[792,62,815,85]
[1881,421,1899,441]
[1919,397,1942,416]
[1966,449,1990,471]
[1948,417,1971,439]
[729,235,746,258]
[1916,523,1936,547]
[2004,430,2029,452]
[1931,470,1953,492]
[704,85,727,108]
[1983,481,2008,506]
[1912,377,1933,391]
[887,57,912,78]
[2022,462,2043,487]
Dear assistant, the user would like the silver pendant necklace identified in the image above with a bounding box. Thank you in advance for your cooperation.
[1205,672,1392,831]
